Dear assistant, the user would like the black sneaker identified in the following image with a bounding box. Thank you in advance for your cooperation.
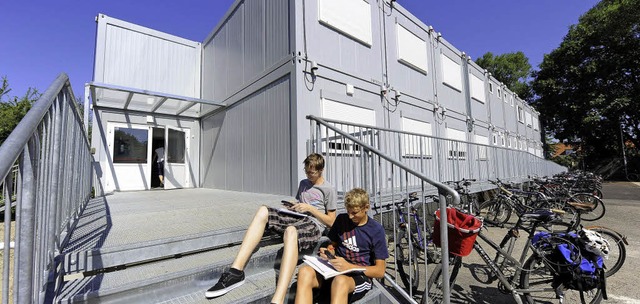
[205,269,245,298]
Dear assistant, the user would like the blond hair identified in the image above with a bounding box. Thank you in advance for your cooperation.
[344,188,370,209]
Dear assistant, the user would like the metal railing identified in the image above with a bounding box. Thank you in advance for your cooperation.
[0,165,18,212]
[306,115,565,303]
[307,115,461,304]
[0,73,94,304]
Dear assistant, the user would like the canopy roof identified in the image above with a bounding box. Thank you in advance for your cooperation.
[89,82,225,118]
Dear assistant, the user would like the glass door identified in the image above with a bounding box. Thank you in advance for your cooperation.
[163,126,190,189]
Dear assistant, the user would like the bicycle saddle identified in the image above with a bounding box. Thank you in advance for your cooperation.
[521,209,557,223]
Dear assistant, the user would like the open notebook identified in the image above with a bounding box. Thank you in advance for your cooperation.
[302,255,366,279]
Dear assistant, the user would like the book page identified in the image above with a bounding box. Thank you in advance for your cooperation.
[303,255,366,279]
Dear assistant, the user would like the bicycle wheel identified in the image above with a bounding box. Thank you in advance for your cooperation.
[478,198,512,226]
[591,188,603,199]
[585,227,626,277]
[422,255,462,304]
[396,229,420,292]
[520,254,602,304]
[570,193,605,221]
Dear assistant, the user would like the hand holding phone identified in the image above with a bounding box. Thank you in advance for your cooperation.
[281,200,295,207]
[325,251,336,260]
[321,244,336,259]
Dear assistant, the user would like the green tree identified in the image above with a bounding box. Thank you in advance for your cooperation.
[475,51,533,101]
[531,0,640,168]
[0,77,40,145]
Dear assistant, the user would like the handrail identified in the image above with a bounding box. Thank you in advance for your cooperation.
[307,114,459,303]
[0,72,93,304]
[307,115,460,202]
[0,74,80,181]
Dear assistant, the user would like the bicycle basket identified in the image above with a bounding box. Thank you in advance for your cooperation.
[432,207,483,257]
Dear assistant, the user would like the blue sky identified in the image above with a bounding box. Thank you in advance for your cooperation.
[1,0,599,100]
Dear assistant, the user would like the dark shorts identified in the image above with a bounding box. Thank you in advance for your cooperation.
[157,161,164,174]
[318,272,373,302]
[266,207,321,251]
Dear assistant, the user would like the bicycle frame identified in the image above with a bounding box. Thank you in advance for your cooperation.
[474,231,531,304]
[396,203,427,251]
[473,217,572,304]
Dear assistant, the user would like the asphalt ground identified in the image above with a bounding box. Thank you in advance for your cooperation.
[404,181,640,304]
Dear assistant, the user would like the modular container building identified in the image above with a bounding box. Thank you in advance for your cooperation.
[89,0,547,196]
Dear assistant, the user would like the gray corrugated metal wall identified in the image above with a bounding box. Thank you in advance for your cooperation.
[200,76,291,194]
[202,0,290,103]
[95,14,200,98]
[200,0,293,194]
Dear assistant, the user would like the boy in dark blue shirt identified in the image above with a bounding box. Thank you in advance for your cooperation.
[295,188,388,303]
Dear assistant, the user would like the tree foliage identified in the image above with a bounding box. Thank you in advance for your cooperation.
[0,77,40,145]
[475,51,533,101]
[532,0,640,167]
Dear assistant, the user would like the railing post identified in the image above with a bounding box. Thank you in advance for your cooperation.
[438,190,451,304]
[17,140,37,304]
[2,170,13,304]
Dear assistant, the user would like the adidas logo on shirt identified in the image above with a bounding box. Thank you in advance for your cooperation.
[342,235,360,252]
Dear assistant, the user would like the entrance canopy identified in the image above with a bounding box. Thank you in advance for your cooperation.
[89,82,225,118]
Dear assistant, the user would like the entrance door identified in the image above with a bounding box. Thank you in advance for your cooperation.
[151,127,165,188]
[163,127,190,189]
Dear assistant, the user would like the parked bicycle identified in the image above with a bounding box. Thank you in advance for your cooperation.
[533,177,606,222]
[423,209,608,304]
[375,192,439,293]
[479,178,593,229]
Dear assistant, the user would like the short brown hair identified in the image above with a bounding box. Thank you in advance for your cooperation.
[303,153,325,171]
[344,188,370,210]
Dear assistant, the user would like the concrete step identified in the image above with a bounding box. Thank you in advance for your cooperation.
[159,268,398,304]
[55,242,283,303]
[56,241,401,304]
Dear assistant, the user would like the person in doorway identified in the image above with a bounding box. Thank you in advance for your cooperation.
[295,188,388,304]
[205,153,338,304]
[153,146,165,187]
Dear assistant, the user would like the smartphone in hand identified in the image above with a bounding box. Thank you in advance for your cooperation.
[281,200,295,207]
[325,251,336,260]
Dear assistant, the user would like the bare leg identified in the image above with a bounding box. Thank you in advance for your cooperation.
[231,206,269,270]
[271,226,299,304]
[295,265,322,304]
[330,275,356,304]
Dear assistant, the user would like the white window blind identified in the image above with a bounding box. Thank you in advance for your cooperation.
[446,127,466,159]
[318,0,372,46]
[401,117,432,157]
[517,106,524,123]
[525,111,532,127]
[397,24,428,73]
[321,98,375,155]
[470,74,485,103]
[474,134,489,160]
[441,54,462,90]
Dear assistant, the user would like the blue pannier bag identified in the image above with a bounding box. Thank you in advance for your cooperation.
[532,231,606,296]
